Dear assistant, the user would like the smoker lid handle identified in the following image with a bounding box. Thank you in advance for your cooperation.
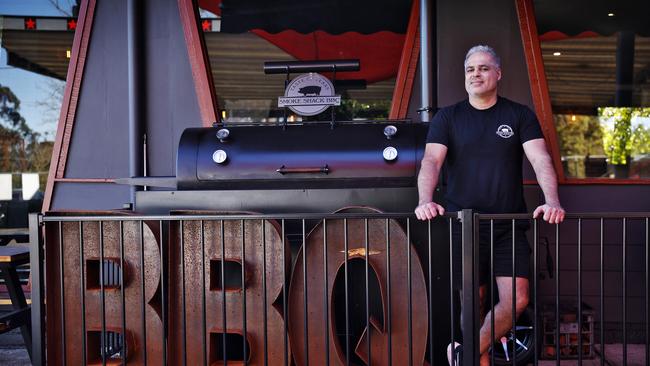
[276,165,330,175]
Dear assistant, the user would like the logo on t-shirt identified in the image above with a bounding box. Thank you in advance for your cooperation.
[496,124,514,138]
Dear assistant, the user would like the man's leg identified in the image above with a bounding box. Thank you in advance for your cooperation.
[478,277,529,363]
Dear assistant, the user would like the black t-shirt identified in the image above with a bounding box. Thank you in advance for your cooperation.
[426,96,543,214]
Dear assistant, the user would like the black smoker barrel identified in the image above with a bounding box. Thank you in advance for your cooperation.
[130,120,430,214]
[177,121,425,190]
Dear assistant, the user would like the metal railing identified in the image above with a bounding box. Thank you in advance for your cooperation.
[28,211,649,365]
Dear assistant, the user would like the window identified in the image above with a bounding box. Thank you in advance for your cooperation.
[533,1,650,180]
[195,0,413,123]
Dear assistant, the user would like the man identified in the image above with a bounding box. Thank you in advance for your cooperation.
[414,45,565,366]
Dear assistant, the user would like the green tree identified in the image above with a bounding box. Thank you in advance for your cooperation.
[600,107,632,165]
[0,85,35,139]
[630,123,650,155]
[554,114,604,178]
[599,107,650,165]
[0,84,50,175]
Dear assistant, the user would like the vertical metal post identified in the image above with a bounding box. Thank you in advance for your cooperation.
[448,218,455,365]
[58,222,67,364]
[119,221,126,365]
[181,222,187,366]
[281,220,289,366]
[615,31,635,107]
[460,209,478,366]
[323,220,330,366]
[302,219,309,366]
[127,0,144,203]
[364,219,371,365]
[427,220,433,365]
[555,224,560,365]
[646,217,649,366]
[344,219,350,366]
[80,221,87,365]
[262,220,268,366]
[600,218,605,366]
[407,218,413,366]
[160,220,167,366]
[201,220,207,366]
[139,221,148,365]
[623,218,627,365]
[533,219,538,366]
[419,0,434,121]
[578,219,582,363]
[387,219,392,364]
[508,219,517,366]
[99,222,106,366]
[220,220,227,365]
[241,220,247,365]
[29,213,45,366]
[490,220,495,366]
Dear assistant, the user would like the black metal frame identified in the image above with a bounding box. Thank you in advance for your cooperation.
[29,211,650,365]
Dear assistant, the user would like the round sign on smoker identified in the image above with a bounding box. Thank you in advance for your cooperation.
[285,73,335,116]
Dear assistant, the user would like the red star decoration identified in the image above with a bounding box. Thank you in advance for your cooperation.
[24,18,36,30]
[67,19,77,30]
[201,20,211,31]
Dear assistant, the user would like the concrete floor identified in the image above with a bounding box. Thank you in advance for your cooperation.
[0,334,645,365]
[0,347,30,366]
[0,328,30,366]
[538,344,648,365]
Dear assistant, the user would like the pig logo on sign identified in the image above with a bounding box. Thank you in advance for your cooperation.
[298,85,322,96]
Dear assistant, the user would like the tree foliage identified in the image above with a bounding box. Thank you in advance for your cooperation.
[0,84,53,174]
[599,107,650,165]
[554,114,604,177]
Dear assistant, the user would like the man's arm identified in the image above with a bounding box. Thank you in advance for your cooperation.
[415,143,448,220]
[523,138,565,223]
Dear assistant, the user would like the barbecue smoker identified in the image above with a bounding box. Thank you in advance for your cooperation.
[124,120,427,214]
[121,60,430,215]
[51,61,450,365]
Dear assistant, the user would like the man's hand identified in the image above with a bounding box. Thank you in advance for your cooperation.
[415,201,445,221]
[533,203,565,224]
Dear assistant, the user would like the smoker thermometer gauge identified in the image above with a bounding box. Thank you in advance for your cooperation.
[383,146,398,161]
[212,149,228,164]
[383,125,397,139]
[216,128,230,142]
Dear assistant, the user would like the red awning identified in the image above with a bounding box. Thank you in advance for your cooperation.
[197,0,408,83]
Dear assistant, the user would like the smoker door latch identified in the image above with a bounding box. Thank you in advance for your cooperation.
[276,164,330,175]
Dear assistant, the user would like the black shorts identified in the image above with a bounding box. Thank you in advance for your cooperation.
[451,221,531,289]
